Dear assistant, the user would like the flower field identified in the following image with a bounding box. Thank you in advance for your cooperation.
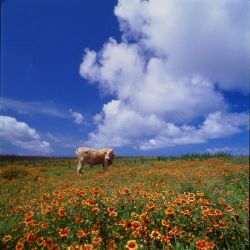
[0,156,249,249]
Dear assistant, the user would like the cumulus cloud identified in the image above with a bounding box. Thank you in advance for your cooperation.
[69,109,84,124]
[80,0,249,150]
[115,0,249,92]
[0,116,52,153]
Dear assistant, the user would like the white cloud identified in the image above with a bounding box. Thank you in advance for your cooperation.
[115,0,249,92]
[0,97,68,118]
[69,109,84,124]
[79,0,249,150]
[0,116,52,153]
[206,146,249,155]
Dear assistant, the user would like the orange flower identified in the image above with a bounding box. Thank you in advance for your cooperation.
[109,211,118,217]
[131,221,142,230]
[36,237,45,246]
[79,244,94,250]
[179,199,189,205]
[161,219,170,228]
[132,230,141,237]
[76,217,85,223]
[16,242,24,250]
[150,230,161,240]
[76,230,87,238]
[68,198,76,204]
[59,227,69,237]
[195,240,216,249]
[92,236,102,245]
[161,235,172,244]
[131,212,139,218]
[26,232,35,244]
[107,206,115,213]
[58,206,67,217]
[125,240,138,250]
[165,207,175,215]
[146,201,155,210]
[196,191,204,197]
[41,223,48,229]
[92,207,100,213]
[140,213,150,223]
[68,244,79,250]
[92,228,100,235]
[52,244,60,250]
[225,205,233,212]
[3,235,12,242]
[181,209,192,216]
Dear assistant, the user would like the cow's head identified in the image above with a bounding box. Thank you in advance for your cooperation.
[104,148,115,163]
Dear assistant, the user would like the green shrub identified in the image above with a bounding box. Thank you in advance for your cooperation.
[1,167,30,180]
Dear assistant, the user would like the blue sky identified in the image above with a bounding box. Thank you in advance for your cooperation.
[0,0,249,156]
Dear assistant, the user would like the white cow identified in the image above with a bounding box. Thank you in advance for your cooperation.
[75,147,115,176]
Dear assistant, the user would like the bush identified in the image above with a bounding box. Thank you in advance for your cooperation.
[1,167,30,180]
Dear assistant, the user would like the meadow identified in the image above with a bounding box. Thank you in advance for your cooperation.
[0,155,249,250]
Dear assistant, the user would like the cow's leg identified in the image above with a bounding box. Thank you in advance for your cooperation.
[103,162,109,172]
[77,160,84,177]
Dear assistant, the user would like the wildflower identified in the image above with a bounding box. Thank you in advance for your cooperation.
[195,240,216,249]
[225,205,233,212]
[58,206,66,217]
[52,244,60,250]
[109,210,118,217]
[170,227,180,235]
[218,198,225,203]
[140,213,150,223]
[117,220,126,228]
[3,235,12,242]
[36,237,45,246]
[68,244,79,250]
[179,199,189,205]
[51,200,60,206]
[150,230,161,240]
[132,230,141,237]
[161,235,172,244]
[92,228,100,235]
[165,207,175,215]
[215,209,223,216]
[41,223,48,229]
[188,196,195,202]
[125,240,138,250]
[68,198,76,204]
[196,191,204,197]
[107,206,115,213]
[131,221,142,230]
[16,242,24,250]
[146,201,155,210]
[181,209,192,216]
[131,212,139,218]
[161,219,170,228]
[26,232,35,244]
[76,230,87,238]
[92,236,102,245]
[79,244,94,250]
[92,207,100,213]
[76,217,85,223]
[59,227,69,237]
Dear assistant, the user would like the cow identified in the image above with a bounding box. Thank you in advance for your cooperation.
[75,147,115,176]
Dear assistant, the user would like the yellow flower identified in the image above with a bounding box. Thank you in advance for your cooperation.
[3,235,12,242]
[125,240,138,250]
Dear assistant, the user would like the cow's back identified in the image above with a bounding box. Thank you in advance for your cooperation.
[76,147,105,165]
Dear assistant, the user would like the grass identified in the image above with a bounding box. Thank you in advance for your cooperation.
[0,155,249,249]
